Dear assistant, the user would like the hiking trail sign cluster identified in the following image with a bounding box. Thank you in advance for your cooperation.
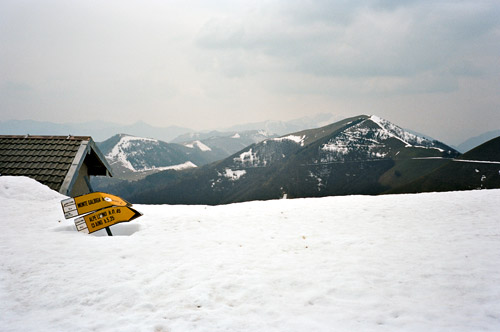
[61,192,142,235]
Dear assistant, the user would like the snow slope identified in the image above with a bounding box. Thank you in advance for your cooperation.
[107,135,161,171]
[184,140,212,152]
[1,176,499,332]
[103,135,199,174]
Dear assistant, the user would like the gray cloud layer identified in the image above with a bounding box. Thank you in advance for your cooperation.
[1,0,499,144]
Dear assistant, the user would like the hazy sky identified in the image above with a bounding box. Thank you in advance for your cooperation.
[1,0,499,144]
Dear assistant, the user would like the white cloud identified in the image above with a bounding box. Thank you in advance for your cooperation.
[196,1,498,81]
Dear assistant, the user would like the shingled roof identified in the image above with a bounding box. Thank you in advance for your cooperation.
[0,135,112,196]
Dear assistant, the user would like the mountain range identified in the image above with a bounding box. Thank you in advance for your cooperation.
[0,113,339,143]
[95,115,478,204]
[95,134,217,181]
[171,130,276,156]
[2,115,497,150]
[93,130,276,184]
[456,129,500,153]
[0,119,190,142]
[218,112,346,135]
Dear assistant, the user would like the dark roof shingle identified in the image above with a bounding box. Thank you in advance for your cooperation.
[0,135,93,191]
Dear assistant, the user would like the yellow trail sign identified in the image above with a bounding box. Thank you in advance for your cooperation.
[61,192,131,219]
[74,206,142,234]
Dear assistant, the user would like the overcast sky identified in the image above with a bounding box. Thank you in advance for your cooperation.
[1,0,499,144]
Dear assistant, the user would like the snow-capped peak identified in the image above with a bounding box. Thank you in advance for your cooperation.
[108,135,159,157]
[106,135,160,171]
[318,115,451,163]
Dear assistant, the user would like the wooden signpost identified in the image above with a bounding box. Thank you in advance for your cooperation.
[61,192,131,219]
[74,205,142,234]
[61,192,142,235]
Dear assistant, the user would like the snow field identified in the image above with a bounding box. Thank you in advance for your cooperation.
[1,176,500,331]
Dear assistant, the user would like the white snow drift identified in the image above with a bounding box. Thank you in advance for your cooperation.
[1,176,499,332]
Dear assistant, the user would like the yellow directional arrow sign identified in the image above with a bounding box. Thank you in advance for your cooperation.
[61,192,131,219]
[74,206,142,234]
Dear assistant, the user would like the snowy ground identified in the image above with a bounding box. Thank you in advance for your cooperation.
[1,176,499,332]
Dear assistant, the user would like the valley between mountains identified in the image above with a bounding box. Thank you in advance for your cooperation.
[92,115,500,204]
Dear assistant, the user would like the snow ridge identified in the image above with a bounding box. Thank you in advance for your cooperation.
[369,115,435,148]
[106,135,160,171]
[147,161,197,172]
[185,140,212,152]
[232,134,306,168]
[106,135,199,173]
[271,135,306,146]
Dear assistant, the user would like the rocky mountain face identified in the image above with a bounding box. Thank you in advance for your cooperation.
[104,115,461,204]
